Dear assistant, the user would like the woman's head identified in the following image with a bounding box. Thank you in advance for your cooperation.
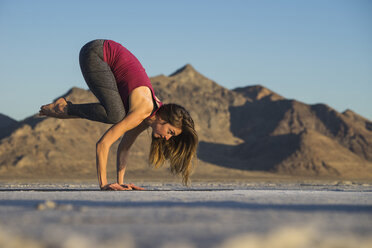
[149,104,198,185]
[151,115,182,140]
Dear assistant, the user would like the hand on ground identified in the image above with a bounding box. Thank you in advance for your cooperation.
[101,183,131,191]
[121,183,145,190]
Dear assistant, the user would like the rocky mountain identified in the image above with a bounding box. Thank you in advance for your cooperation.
[0,114,18,139]
[233,85,284,102]
[0,64,371,181]
[0,113,17,128]
[226,98,372,176]
[151,64,246,144]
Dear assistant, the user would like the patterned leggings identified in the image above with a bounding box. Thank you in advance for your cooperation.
[67,40,125,124]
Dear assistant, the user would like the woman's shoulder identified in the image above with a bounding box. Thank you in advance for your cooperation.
[128,86,154,114]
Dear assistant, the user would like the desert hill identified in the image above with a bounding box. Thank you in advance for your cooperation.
[0,113,18,139]
[224,92,372,176]
[0,64,371,181]
[0,113,17,128]
[233,85,284,102]
[151,64,246,144]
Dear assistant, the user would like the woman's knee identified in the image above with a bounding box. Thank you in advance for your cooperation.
[106,111,125,124]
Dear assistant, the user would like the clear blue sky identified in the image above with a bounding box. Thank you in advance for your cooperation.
[0,0,371,121]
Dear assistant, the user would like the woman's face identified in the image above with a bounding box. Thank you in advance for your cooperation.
[151,117,182,140]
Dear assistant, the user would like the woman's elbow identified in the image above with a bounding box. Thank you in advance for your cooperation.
[96,140,109,152]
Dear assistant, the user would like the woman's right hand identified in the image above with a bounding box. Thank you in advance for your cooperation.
[100,183,131,191]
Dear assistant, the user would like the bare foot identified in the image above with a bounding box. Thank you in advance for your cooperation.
[39,97,70,118]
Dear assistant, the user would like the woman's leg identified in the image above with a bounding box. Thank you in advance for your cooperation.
[67,39,125,124]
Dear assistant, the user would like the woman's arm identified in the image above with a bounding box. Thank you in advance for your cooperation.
[96,110,150,189]
[116,121,149,184]
[96,86,154,189]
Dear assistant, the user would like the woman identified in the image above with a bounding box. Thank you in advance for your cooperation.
[39,39,198,191]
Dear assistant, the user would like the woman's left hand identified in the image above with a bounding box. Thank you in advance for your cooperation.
[101,183,131,191]
[121,183,145,190]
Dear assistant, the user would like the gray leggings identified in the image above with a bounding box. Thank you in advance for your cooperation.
[67,40,126,124]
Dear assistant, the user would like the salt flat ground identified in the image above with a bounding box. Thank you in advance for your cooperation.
[0,182,372,248]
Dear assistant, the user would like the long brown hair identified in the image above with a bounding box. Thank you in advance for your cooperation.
[149,104,198,185]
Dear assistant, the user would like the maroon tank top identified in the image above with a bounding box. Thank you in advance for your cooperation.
[103,40,162,115]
